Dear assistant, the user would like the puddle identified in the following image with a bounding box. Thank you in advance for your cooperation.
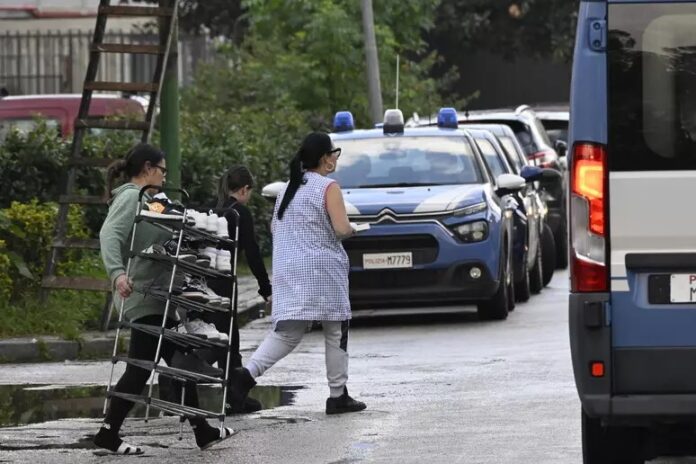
[0,383,300,427]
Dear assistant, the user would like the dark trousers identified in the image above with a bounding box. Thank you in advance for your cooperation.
[105,315,204,431]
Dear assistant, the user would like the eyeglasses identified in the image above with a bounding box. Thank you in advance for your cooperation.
[328,148,342,158]
[154,165,168,175]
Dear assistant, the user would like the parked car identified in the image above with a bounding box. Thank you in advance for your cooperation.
[465,123,559,290]
[0,93,147,140]
[265,108,535,320]
[532,103,569,167]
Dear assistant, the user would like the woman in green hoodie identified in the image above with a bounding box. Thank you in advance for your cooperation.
[94,143,234,455]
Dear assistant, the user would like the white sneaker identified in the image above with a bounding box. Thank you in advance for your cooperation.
[217,249,232,272]
[201,247,218,269]
[191,211,207,231]
[206,213,219,233]
[184,319,228,342]
[217,217,229,238]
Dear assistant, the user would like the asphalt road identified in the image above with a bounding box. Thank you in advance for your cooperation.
[2,271,695,463]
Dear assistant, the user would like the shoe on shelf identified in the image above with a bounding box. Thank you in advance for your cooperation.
[325,387,367,415]
[206,213,219,233]
[141,194,186,221]
[190,210,208,231]
[184,318,229,342]
[216,217,229,238]
[180,281,210,303]
[187,278,225,305]
[216,249,232,272]
[201,247,218,269]
[142,243,195,262]
[161,239,198,262]
[170,350,223,378]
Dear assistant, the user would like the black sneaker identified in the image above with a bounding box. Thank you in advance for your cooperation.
[226,394,263,414]
[141,194,187,221]
[227,367,256,410]
[170,350,223,378]
[325,387,366,415]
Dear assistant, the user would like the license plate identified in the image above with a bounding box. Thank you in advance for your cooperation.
[670,274,696,303]
[363,252,413,270]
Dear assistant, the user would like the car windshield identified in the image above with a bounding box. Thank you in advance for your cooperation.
[330,136,482,188]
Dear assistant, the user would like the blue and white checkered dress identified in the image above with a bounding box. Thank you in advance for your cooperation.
[271,172,351,323]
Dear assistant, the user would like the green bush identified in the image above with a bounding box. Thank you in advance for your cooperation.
[0,200,92,299]
[180,108,307,253]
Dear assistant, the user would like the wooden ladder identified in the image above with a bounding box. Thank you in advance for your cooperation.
[41,0,180,329]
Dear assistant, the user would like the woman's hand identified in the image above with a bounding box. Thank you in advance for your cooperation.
[115,274,133,298]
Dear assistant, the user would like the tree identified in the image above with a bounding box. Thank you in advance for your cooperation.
[183,0,455,127]
[429,0,579,64]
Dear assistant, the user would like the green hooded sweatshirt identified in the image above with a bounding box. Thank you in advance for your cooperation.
[99,183,174,322]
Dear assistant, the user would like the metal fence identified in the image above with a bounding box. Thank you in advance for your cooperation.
[0,29,214,95]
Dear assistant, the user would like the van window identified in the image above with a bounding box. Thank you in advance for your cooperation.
[608,4,696,171]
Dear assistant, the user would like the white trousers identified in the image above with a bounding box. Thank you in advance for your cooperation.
[246,320,349,398]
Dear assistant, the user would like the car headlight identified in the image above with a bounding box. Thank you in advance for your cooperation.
[452,202,487,217]
[451,220,489,243]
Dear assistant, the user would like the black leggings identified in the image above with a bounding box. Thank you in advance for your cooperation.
[105,315,205,431]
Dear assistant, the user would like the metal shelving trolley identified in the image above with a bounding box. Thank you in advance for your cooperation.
[103,185,240,435]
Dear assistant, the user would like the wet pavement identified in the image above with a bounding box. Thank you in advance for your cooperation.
[0,270,693,463]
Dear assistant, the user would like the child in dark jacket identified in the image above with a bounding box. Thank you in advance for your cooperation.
[206,166,272,413]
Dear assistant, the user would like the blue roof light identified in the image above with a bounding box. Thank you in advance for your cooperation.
[437,107,458,129]
[333,111,355,132]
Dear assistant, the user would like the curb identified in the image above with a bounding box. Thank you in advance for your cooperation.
[0,296,265,364]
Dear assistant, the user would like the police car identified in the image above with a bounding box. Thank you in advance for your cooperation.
[265,108,558,320]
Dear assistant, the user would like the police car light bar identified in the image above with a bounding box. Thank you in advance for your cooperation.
[333,111,355,132]
[437,107,458,129]
[383,109,404,134]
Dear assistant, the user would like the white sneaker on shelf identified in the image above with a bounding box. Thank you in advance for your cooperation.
[188,278,223,305]
[193,211,208,231]
[217,217,229,238]
[217,249,232,272]
[201,247,218,269]
[184,319,228,342]
[206,213,219,233]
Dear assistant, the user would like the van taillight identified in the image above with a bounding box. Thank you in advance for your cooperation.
[570,143,608,293]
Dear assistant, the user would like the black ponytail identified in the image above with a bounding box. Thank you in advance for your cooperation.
[277,154,303,220]
[105,143,165,199]
[217,165,255,208]
[277,132,333,220]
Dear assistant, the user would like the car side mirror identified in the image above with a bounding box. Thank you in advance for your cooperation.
[554,139,568,158]
[495,173,526,196]
[519,166,562,183]
[261,181,285,203]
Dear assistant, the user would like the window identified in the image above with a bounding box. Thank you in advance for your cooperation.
[330,136,481,188]
[608,4,696,171]
[499,136,525,172]
[475,138,508,178]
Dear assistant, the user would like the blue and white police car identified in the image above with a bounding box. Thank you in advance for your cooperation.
[333,108,541,320]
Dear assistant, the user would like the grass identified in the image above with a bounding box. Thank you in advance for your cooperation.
[0,252,107,340]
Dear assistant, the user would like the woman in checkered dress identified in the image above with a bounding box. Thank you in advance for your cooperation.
[228,132,366,415]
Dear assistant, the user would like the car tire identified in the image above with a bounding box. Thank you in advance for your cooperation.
[555,215,569,270]
[541,223,556,287]
[514,251,531,303]
[529,236,543,294]
[478,240,511,321]
[582,409,646,464]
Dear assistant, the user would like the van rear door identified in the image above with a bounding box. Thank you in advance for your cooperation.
[607,2,696,394]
